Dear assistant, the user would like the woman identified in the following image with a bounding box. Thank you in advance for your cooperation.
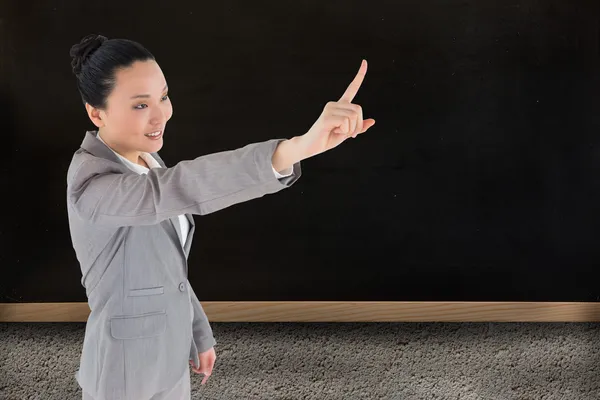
[66,33,375,400]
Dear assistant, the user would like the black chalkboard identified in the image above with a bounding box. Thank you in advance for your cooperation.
[2,0,600,304]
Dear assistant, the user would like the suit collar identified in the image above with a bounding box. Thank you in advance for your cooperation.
[80,130,167,168]
[81,130,122,165]
[151,150,167,168]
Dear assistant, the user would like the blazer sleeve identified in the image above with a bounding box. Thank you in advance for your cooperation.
[67,139,301,227]
[187,281,216,354]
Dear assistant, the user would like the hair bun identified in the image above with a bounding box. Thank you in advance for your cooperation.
[70,34,108,76]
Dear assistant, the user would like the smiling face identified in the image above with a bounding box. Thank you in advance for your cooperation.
[86,60,173,164]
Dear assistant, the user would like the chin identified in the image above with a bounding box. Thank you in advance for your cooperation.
[143,138,164,153]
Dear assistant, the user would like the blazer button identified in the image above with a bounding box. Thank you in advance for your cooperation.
[179,282,186,292]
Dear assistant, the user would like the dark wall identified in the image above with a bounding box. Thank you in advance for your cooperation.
[1,0,600,302]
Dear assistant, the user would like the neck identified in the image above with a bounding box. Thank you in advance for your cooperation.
[98,128,142,165]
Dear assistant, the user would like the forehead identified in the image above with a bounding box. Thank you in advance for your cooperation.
[111,60,167,98]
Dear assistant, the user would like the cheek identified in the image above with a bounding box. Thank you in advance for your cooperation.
[124,110,146,129]
[111,108,134,126]
[113,109,148,137]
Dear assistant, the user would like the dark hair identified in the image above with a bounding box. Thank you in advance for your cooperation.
[69,34,155,109]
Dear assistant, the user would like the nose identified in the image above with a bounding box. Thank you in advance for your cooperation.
[150,107,165,127]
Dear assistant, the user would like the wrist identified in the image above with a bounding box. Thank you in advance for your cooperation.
[271,136,308,172]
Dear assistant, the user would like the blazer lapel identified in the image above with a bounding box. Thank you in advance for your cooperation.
[151,151,195,258]
[170,216,184,246]
[183,214,195,257]
[162,218,184,255]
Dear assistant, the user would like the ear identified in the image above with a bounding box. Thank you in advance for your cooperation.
[85,103,105,128]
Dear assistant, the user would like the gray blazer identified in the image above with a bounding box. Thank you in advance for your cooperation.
[66,131,301,400]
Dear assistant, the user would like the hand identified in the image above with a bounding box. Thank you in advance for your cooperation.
[299,59,376,158]
[189,347,216,385]
[271,60,375,172]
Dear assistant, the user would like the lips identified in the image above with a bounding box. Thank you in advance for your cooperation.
[144,129,164,140]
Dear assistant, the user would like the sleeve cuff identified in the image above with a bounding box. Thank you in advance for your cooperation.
[195,335,217,354]
[272,165,293,179]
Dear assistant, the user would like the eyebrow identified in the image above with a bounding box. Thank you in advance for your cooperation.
[130,84,169,100]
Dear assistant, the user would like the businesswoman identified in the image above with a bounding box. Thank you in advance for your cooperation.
[66,33,375,400]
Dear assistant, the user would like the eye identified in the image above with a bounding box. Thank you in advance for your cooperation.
[161,94,169,101]
[134,104,148,110]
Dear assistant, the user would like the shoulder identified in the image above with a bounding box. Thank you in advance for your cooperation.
[67,148,127,187]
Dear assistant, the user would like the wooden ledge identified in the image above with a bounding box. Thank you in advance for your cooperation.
[2,301,600,322]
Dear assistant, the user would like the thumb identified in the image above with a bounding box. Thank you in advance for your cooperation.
[355,119,376,136]
[199,368,211,385]
[361,119,376,132]
[191,357,213,384]
[190,361,211,384]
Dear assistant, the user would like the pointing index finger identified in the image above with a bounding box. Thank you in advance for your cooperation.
[339,59,368,103]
